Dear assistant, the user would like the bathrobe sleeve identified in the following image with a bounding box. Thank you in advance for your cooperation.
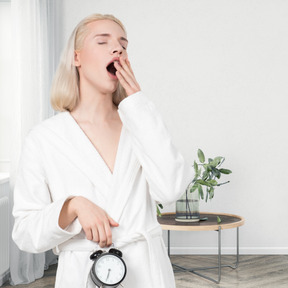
[118,91,193,204]
[12,131,82,254]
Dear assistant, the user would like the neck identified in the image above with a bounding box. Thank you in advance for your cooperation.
[71,86,117,124]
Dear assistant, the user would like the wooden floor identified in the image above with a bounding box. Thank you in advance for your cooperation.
[3,255,288,287]
[173,255,288,288]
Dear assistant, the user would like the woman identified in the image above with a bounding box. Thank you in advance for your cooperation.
[12,14,193,287]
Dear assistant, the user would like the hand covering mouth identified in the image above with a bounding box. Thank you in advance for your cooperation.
[106,58,120,76]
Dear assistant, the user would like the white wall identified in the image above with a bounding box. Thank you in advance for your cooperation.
[58,0,288,254]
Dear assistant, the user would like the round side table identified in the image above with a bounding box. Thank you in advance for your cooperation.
[158,212,245,284]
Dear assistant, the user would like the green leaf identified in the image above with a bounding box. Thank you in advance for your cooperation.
[198,149,205,163]
[198,185,204,199]
[207,179,218,186]
[205,187,209,202]
[219,168,232,174]
[195,179,212,187]
[158,203,163,209]
[157,205,162,217]
[194,161,198,172]
[209,187,215,199]
[190,184,198,193]
[202,171,209,181]
[217,216,222,223]
[208,157,223,167]
[211,167,221,179]
[214,156,224,166]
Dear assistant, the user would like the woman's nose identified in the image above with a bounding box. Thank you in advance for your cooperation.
[111,41,123,55]
[113,49,122,55]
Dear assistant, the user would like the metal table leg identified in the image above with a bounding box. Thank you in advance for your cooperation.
[168,227,240,284]
[168,230,171,257]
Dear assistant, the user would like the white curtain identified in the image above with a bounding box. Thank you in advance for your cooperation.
[9,0,57,285]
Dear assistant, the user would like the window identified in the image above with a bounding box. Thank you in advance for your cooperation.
[0,1,12,172]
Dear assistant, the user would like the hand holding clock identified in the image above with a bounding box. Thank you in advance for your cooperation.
[59,196,118,248]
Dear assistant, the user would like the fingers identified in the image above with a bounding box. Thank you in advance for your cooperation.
[97,224,107,248]
[108,215,119,227]
[74,197,118,248]
[95,214,116,248]
[118,57,134,78]
[104,220,113,247]
[83,216,116,248]
[125,58,135,76]
[115,57,141,96]
[84,227,94,241]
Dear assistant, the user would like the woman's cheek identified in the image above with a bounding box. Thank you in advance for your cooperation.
[122,50,128,59]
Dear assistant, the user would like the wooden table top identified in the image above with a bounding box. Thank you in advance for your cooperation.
[158,212,245,231]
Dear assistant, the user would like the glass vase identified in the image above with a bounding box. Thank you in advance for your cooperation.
[175,183,200,222]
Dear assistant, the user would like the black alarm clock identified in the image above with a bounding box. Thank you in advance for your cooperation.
[90,248,127,287]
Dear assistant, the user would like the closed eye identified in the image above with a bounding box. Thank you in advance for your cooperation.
[98,42,107,45]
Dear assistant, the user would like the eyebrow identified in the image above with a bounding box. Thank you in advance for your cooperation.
[94,33,128,43]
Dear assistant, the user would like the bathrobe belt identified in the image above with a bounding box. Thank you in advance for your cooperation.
[55,225,163,287]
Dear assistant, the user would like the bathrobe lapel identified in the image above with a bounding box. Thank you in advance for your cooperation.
[40,112,141,220]
[39,112,114,198]
[108,129,142,223]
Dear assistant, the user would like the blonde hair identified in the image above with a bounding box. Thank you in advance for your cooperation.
[51,14,127,112]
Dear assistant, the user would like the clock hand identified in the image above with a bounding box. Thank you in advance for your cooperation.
[106,268,111,281]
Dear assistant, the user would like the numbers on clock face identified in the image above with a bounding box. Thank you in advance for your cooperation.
[95,255,126,285]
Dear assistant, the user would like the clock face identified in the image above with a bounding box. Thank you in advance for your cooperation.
[94,254,126,285]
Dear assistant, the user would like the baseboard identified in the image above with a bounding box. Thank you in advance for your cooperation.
[169,247,288,255]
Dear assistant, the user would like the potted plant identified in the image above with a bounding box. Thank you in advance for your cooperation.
[156,149,232,220]
[174,149,232,222]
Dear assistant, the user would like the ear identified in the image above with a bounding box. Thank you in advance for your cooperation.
[74,50,81,67]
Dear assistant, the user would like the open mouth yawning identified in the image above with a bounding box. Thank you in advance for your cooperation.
[106,62,117,76]
[106,57,121,78]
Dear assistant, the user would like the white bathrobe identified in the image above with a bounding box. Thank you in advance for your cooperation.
[12,92,193,288]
